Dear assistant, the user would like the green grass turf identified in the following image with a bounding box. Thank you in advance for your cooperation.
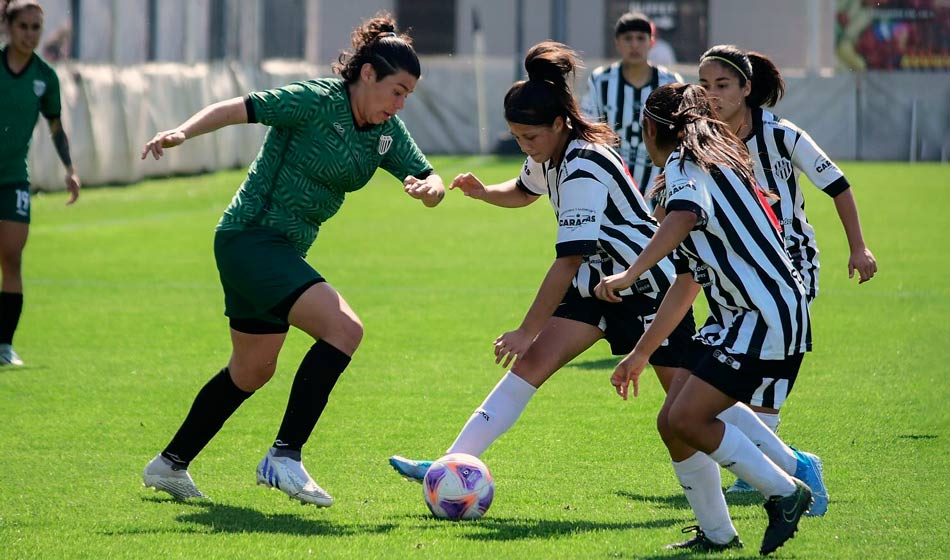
[1,158,947,559]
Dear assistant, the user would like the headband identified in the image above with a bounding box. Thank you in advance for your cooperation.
[702,55,750,82]
[642,106,675,129]
[378,31,397,38]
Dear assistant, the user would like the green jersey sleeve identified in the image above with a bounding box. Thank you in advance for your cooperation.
[380,116,432,180]
[246,81,323,128]
[39,63,61,119]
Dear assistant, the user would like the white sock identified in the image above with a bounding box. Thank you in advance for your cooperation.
[672,452,737,545]
[709,423,796,498]
[718,403,797,475]
[446,371,537,457]
[756,411,780,433]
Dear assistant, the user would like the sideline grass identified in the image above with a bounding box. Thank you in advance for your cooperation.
[1,159,947,559]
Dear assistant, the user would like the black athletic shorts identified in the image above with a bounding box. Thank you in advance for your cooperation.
[687,341,805,410]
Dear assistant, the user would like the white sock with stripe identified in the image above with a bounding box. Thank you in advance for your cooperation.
[672,452,738,545]
[709,423,796,498]
[446,371,537,457]
[718,403,797,475]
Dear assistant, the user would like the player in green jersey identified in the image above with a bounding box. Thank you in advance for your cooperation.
[140,14,445,506]
[0,1,81,366]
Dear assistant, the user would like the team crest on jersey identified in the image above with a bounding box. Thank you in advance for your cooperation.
[33,80,46,97]
[377,135,393,155]
[332,122,344,136]
[772,157,793,181]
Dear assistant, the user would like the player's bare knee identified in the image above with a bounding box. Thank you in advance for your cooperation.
[321,316,363,355]
[229,360,277,391]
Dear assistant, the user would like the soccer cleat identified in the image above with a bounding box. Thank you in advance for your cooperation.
[388,455,433,483]
[664,525,743,551]
[793,449,829,516]
[0,344,24,366]
[725,477,758,494]
[142,454,208,500]
[256,448,333,507]
[760,478,812,555]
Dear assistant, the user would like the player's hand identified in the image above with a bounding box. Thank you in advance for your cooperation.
[848,246,877,284]
[610,350,649,400]
[404,175,445,207]
[64,171,81,205]
[494,328,534,369]
[450,173,487,200]
[594,270,636,303]
[141,129,187,160]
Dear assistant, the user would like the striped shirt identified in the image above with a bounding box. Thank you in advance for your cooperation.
[660,153,812,359]
[516,138,675,299]
[580,63,682,197]
[746,107,851,299]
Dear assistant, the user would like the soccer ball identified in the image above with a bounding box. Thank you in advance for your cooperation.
[423,453,494,520]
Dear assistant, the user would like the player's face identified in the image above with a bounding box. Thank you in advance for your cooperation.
[8,8,43,56]
[507,120,565,163]
[698,60,750,123]
[614,31,653,65]
[360,68,418,125]
[641,118,664,167]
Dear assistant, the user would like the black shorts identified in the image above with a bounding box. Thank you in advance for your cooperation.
[552,285,695,367]
[687,342,804,410]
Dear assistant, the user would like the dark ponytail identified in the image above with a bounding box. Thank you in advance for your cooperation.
[643,83,759,198]
[504,41,618,146]
[700,44,784,108]
[332,12,420,84]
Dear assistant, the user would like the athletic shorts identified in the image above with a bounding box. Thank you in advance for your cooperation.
[552,284,695,367]
[0,183,31,223]
[214,227,324,334]
[687,341,805,410]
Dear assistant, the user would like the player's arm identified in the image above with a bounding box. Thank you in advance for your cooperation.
[141,97,248,160]
[493,255,583,368]
[832,188,877,283]
[450,174,540,208]
[46,117,81,204]
[404,172,446,208]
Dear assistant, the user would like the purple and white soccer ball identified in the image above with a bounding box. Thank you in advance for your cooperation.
[423,453,494,521]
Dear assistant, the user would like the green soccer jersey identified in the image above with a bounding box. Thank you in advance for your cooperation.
[0,46,61,186]
[218,78,432,256]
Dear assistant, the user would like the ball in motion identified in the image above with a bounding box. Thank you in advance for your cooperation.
[423,453,494,520]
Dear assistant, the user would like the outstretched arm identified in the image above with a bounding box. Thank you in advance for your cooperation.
[404,173,446,207]
[450,174,540,208]
[47,117,81,204]
[832,189,877,283]
[141,97,248,160]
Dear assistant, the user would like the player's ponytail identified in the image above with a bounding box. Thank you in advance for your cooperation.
[333,12,420,84]
[504,41,617,145]
[746,51,785,108]
[644,83,759,199]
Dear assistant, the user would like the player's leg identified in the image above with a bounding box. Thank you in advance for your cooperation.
[0,218,29,366]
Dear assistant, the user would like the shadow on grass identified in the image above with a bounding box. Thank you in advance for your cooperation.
[616,490,767,511]
[456,516,681,542]
[566,357,618,371]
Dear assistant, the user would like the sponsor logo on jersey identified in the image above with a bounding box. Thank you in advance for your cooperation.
[668,179,696,197]
[378,135,393,155]
[558,208,596,229]
[33,80,46,97]
[693,264,711,287]
[772,157,793,181]
[814,155,833,173]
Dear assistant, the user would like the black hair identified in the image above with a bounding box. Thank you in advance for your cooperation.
[332,12,420,85]
[643,83,761,199]
[700,44,785,108]
[504,41,617,146]
[614,11,652,37]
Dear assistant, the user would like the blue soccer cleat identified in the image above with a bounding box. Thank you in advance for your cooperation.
[725,477,758,494]
[792,449,828,516]
[389,455,433,483]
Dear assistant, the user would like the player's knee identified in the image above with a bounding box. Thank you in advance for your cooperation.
[323,315,363,354]
[0,251,22,275]
[656,408,675,445]
[667,405,701,443]
[229,360,277,391]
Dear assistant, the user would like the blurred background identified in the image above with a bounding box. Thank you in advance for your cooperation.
[7,0,950,189]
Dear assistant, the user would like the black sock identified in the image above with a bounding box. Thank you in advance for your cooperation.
[273,340,351,453]
[162,367,253,468]
[0,292,24,345]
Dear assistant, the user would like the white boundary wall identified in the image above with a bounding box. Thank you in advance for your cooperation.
[27,59,950,191]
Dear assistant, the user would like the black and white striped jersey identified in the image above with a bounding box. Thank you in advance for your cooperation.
[660,153,812,359]
[516,138,675,299]
[580,63,683,197]
[746,107,851,299]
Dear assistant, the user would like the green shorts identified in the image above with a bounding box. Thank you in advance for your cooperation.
[0,183,31,223]
[214,227,324,332]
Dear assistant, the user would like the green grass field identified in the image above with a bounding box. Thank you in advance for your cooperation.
[1,158,948,559]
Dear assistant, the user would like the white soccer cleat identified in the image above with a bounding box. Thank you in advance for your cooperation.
[0,344,24,366]
[142,454,208,500]
[256,449,334,507]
